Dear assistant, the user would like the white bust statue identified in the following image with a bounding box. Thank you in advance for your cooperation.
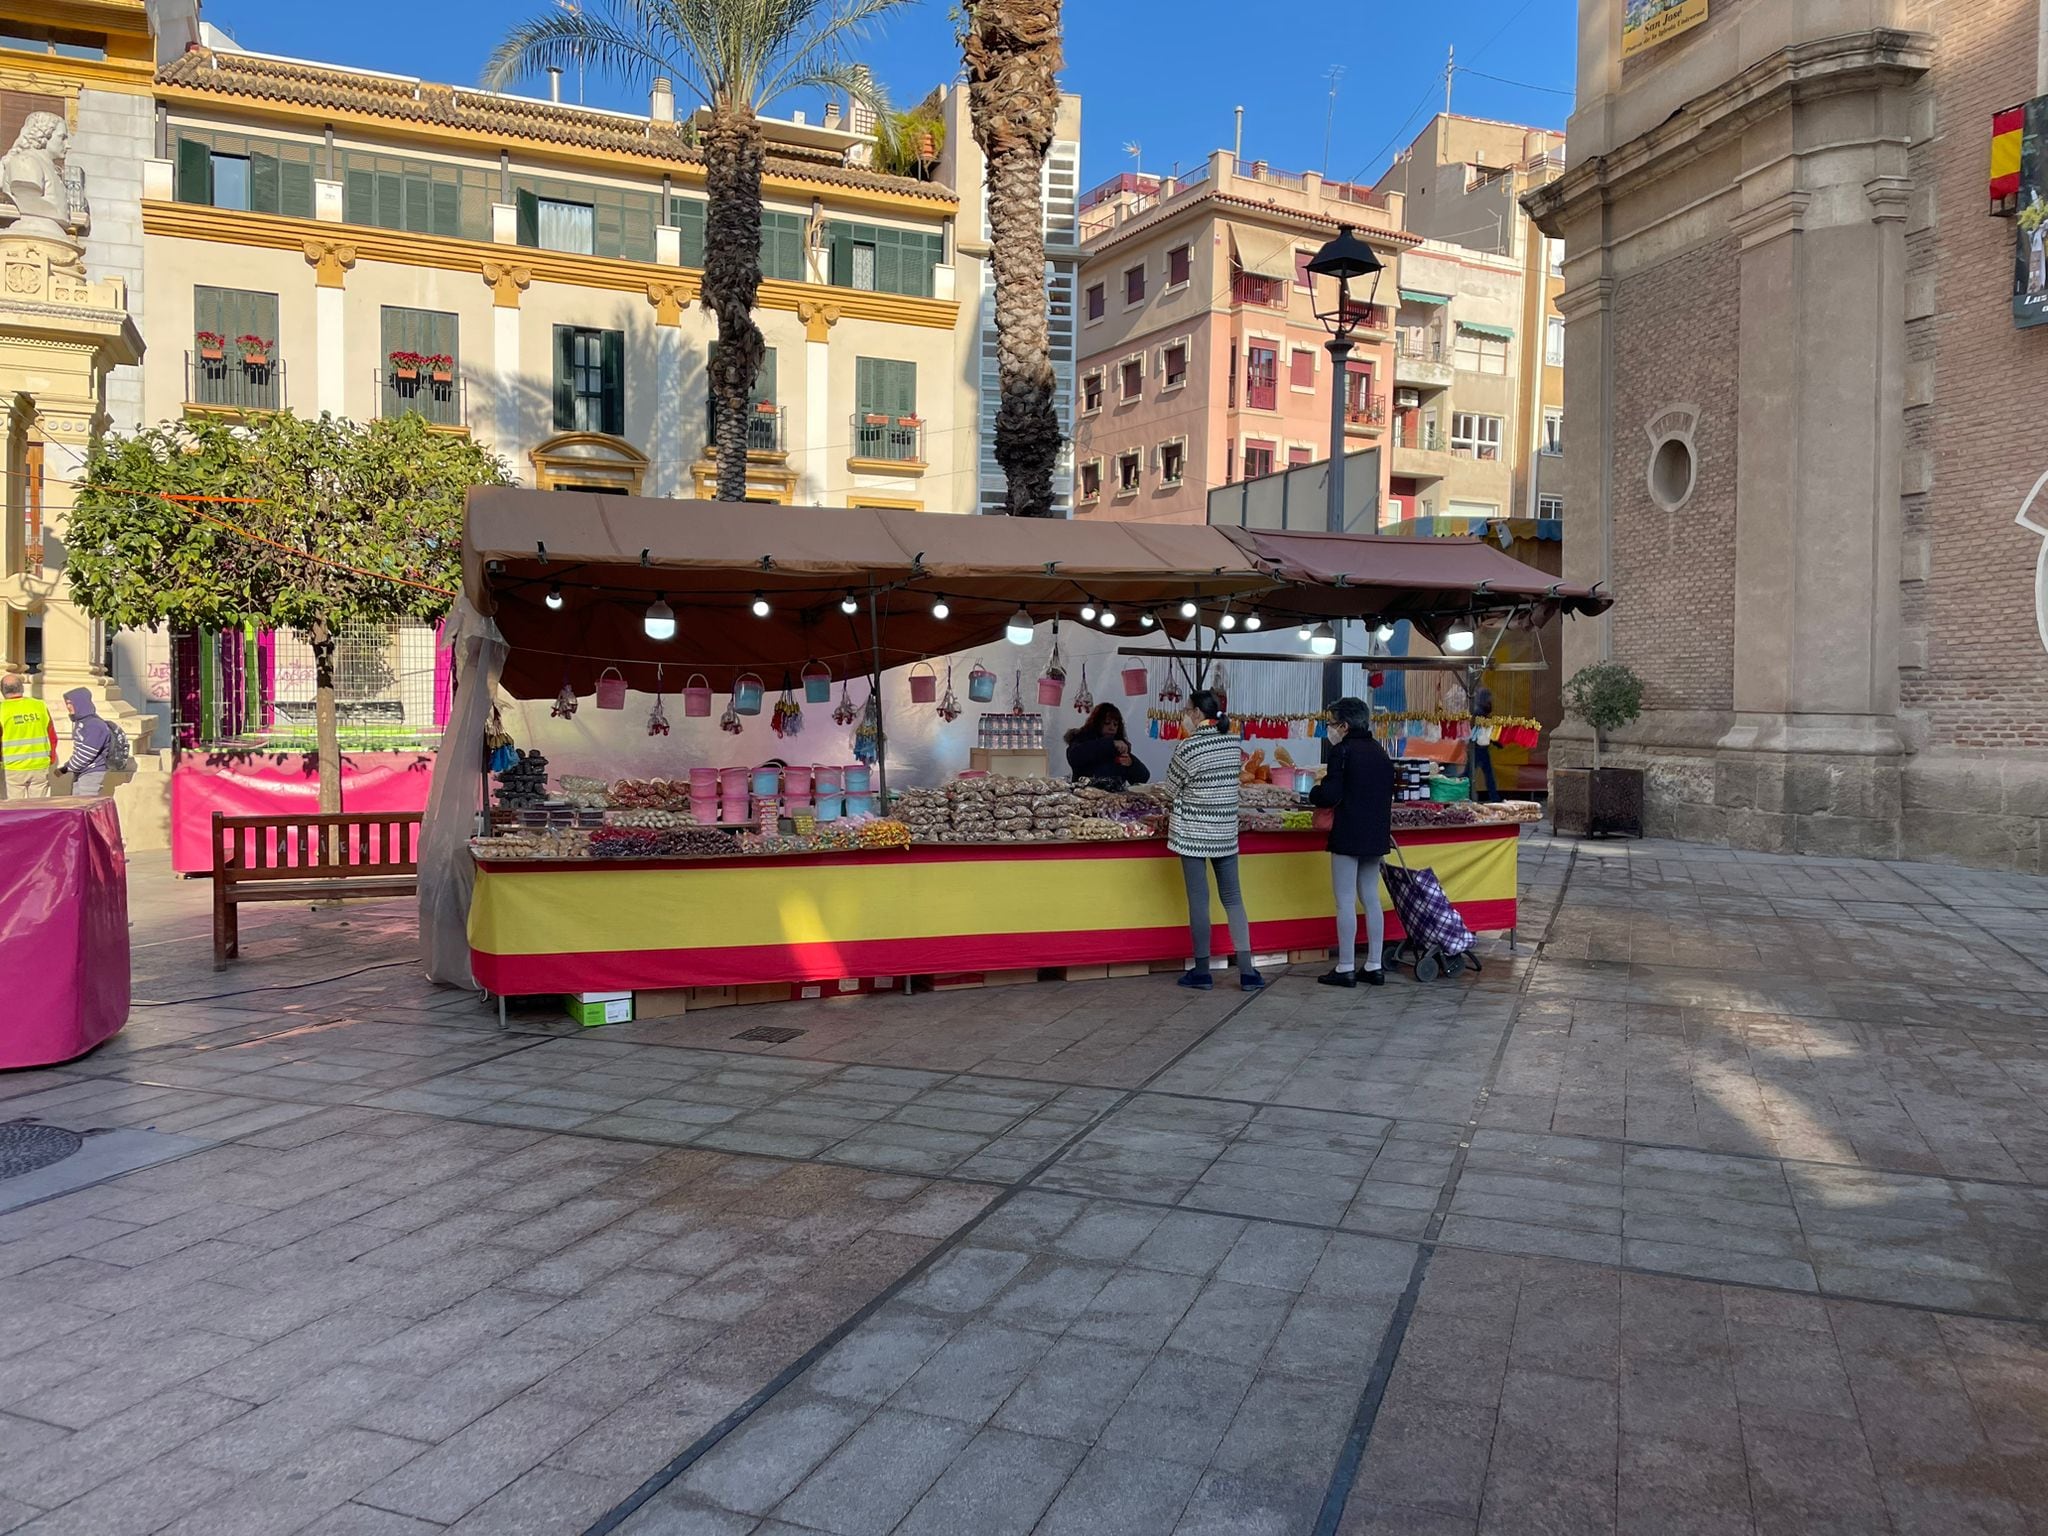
[0,112,90,244]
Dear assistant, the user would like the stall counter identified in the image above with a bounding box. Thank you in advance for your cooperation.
[0,798,131,1067]
[468,825,1519,996]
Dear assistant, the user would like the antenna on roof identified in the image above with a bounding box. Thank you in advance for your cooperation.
[1322,66,1344,178]
[1123,141,1142,177]
[553,0,584,104]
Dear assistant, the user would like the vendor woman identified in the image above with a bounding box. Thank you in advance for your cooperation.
[1065,704,1151,790]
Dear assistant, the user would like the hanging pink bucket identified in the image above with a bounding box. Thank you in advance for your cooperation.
[595,667,627,710]
[689,766,719,792]
[690,798,720,825]
[719,766,751,795]
[908,663,938,704]
[801,662,831,704]
[733,674,764,715]
[1121,664,1150,697]
[682,674,713,717]
[720,791,749,823]
[1037,674,1065,706]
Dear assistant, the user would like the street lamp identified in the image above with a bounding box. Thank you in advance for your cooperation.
[1307,224,1385,710]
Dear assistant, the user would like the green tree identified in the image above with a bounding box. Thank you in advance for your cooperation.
[961,0,1063,517]
[486,0,911,502]
[1561,660,1645,769]
[65,412,511,809]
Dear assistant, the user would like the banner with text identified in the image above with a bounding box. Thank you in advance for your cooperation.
[1623,0,1708,60]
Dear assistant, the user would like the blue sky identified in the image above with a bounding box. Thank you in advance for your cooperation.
[202,0,1577,195]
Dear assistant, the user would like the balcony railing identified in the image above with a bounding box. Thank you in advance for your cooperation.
[1397,334,1447,362]
[1396,426,1446,452]
[708,403,786,454]
[851,412,925,465]
[1339,301,1390,333]
[379,370,466,430]
[1231,271,1289,309]
[188,350,284,413]
[1344,393,1388,429]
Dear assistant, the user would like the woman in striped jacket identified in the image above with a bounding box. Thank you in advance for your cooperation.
[1165,690,1263,990]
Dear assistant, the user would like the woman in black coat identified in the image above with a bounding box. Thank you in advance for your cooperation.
[1065,704,1152,790]
[1308,696,1396,987]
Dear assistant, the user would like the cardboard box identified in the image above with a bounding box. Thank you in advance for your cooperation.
[634,989,692,1020]
[565,995,632,1027]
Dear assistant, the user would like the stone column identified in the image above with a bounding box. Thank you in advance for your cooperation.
[303,239,355,419]
[797,299,839,504]
[647,281,689,499]
[482,260,529,474]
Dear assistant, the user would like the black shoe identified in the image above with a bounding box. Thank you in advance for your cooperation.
[1177,968,1215,990]
[1240,970,1266,991]
[1361,968,1386,986]
[1317,969,1356,988]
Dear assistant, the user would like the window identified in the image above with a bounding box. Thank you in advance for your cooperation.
[1449,499,1500,520]
[1167,245,1191,287]
[854,357,920,462]
[1538,494,1564,519]
[1082,371,1104,414]
[694,207,809,281]
[1228,341,1238,407]
[332,145,494,240]
[1294,250,1315,290]
[173,131,317,220]
[1451,412,1503,461]
[1245,344,1277,410]
[828,221,944,296]
[515,175,660,262]
[1287,445,1312,468]
[1225,438,1235,482]
[1119,357,1143,402]
[1124,265,1145,305]
[1545,316,1565,367]
[380,306,460,428]
[1080,458,1102,500]
[1162,341,1189,389]
[554,326,624,434]
[1543,409,1565,455]
[1242,439,1275,480]
[1117,451,1142,493]
[1159,440,1185,485]
[707,344,779,450]
[0,23,107,58]
[1086,283,1105,321]
[1289,348,1316,389]
[1345,361,1379,423]
[191,286,281,410]
[1548,239,1566,278]
[1452,325,1509,375]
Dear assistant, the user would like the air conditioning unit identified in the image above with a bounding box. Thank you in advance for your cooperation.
[1395,388,1421,409]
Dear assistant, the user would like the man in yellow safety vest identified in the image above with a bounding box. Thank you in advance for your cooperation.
[1,673,56,800]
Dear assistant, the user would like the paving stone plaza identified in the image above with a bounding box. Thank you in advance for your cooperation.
[2,833,2046,1534]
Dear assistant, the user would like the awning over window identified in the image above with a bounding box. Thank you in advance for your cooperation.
[1456,320,1515,340]
[1227,222,1300,282]
[1399,288,1452,306]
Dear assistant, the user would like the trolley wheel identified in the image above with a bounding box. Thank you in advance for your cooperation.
[1443,952,1469,978]
[1415,953,1441,983]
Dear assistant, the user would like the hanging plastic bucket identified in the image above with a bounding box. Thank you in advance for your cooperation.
[814,792,844,822]
[844,765,872,793]
[801,662,832,705]
[783,765,813,797]
[1038,674,1066,707]
[908,663,938,704]
[595,668,628,710]
[733,674,764,715]
[750,766,781,797]
[1121,664,1150,697]
[967,665,997,703]
[683,674,713,717]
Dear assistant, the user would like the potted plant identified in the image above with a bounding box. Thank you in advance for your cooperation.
[389,349,422,382]
[236,334,273,369]
[1555,661,1646,838]
[753,400,777,414]
[897,414,922,428]
[196,330,226,362]
[863,412,890,426]
[424,352,454,384]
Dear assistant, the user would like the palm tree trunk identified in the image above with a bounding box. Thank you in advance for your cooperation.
[965,0,1064,518]
[703,99,767,503]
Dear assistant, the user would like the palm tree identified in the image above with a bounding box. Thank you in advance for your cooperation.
[486,0,909,502]
[961,0,1063,518]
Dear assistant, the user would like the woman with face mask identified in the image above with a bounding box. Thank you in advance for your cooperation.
[1164,690,1261,990]
[1309,696,1397,987]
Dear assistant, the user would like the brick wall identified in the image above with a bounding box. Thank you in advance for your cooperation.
[1609,238,1741,713]
[1911,0,2048,749]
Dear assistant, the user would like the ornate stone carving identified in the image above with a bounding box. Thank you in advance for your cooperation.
[646,279,691,326]
[482,260,531,308]
[0,111,89,247]
[302,238,357,288]
[795,296,841,344]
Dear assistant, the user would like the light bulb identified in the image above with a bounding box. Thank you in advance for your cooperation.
[1005,607,1034,645]
[1445,621,1477,653]
[1139,613,1156,629]
[1098,609,1116,628]
[1080,602,1097,622]
[931,598,950,620]
[751,592,771,618]
[1309,623,1337,657]
[644,596,676,641]
[1245,614,1262,631]
[1180,599,1199,620]
[1374,621,1397,643]
[840,591,859,615]
[1220,612,1238,631]
[544,585,563,611]
[1297,626,1313,642]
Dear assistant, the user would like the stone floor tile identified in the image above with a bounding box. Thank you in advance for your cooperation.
[1034,1446,1203,1536]
[355,1393,603,1524]
[887,1321,1054,1425]
[769,1408,973,1536]
[1353,1395,1497,1519]
[894,1427,1084,1536]
[991,1336,1153,1443]
[1100,1352,1258,1466]
[672,1394,866,1517]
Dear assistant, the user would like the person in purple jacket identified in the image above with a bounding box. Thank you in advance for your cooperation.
[60,689,114,797]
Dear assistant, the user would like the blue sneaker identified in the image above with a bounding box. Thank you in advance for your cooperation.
[1177,968,1215,990]
[1239,970,1266,991]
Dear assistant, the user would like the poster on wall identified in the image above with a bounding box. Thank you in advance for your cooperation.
[2013,97,2048,329]
[1622,0,1709,60]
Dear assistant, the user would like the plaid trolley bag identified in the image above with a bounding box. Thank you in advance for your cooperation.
[1381,840,1482,983]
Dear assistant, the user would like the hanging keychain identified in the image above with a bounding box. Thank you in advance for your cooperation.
[647,665,670,736]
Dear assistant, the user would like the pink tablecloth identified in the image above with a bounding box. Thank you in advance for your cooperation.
[170,752,435,873]
[0,798,130,1068]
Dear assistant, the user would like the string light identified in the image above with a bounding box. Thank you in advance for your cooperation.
[1005,606,1034,645]
[751,592,771,618]
[840,590,859,615]
[1179,599,1199,619]
[1310,623,1337,657]
[931,597,950,620]
[544,584,564,611]
[644,596,676,641]
[1080,600,1097,622]
[1097,608,1116,628]
[1445,619,1477,653]
[1374,621,1397,643]
[1139,612,1156,629]
[1244,613,1262,631]
[1220,611,1238,630]
[1297,625,1314,642]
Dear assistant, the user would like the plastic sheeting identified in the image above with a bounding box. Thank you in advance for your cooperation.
[0,799,130,1067]
[418,597,506,988]
[169,753,435,874]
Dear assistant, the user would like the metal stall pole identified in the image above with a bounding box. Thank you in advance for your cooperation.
[867,585,888,805]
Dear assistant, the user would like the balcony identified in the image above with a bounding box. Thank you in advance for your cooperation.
[379,370,468,433]
[1394,337,1455,391]
[1344,393,1387,435]
[186,350,284,416]
[706,403,787,456]
[1392,426,1455,484]
[1231,271,1289,310]
[1338,301,1391,339]
[849,412,926,473]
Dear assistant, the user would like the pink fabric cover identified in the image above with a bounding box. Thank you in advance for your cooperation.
[170,753,435,873]
[0,798,129,1068]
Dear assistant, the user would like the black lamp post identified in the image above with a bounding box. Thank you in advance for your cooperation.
[1306,223,1384,709]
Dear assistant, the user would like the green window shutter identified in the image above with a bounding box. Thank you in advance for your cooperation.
[553,325,575,430]
[379,306,402,419]
[874,232,902,297]
[403,172,430,233]
[855,356,878,417]
[921,233,944,297]
[430,179,459,238]
[891,360,916,418]
[431,311,459,367]
[600,329,624,435]
[194,285,223,341]
[672,199,705,268]
[344,165,373,226]
[517,188,539,248]
[248,149,280,214]
[829,224,852,288]
[175,137,212,205]
[374,171,403,231]
[755,348,776,407]
[280,158,314,219]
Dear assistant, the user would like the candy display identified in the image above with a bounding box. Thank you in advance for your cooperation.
[1472,800,1544,825]
[1390,801,1481,829]
[493,750,551,809]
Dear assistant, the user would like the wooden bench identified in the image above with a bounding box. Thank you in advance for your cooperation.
[212,811,423,969]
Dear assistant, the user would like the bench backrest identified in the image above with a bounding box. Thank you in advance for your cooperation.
[213,811,423,882]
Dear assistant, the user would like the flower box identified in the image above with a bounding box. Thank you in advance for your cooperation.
[863,413,890,426]
[196,331,226,362]
[897,415,921,428]
[236,333,273,368]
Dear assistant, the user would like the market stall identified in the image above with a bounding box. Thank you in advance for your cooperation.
[0,799,130,1066]
[422,495,1610,1006]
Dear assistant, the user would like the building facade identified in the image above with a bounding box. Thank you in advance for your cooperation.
[1527,0,2048,869]
[1069,153,1414,526]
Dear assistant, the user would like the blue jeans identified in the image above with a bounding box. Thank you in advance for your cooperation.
[1472,745,1499,802]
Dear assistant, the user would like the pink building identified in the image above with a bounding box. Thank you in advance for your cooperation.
[1072,152,1416,525]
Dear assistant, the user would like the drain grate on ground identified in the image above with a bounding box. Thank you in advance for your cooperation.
[0,1122,85,1180]
[731,1026,806,1044]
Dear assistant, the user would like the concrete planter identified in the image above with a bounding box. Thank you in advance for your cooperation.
[1553,766,1645,839]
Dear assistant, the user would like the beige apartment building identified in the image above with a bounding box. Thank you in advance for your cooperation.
[1070,153,1415,526]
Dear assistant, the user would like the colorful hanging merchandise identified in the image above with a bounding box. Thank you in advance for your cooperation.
[1039,624,1067,706]
[486,706,518,773]
[1072,662,1094,716]
[1157,672,1183,707]
[853,689,881,763]
[832,677,859,727]
[772,673,804,738]
[647,666,670,737]
[718,695,743,735]
[938,665,963,723]
[551,672,578,720]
